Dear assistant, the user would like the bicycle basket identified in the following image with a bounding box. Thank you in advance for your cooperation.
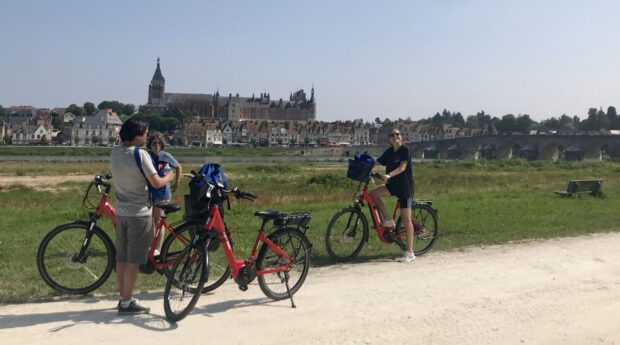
[184,194,208,220]
[347,159,373,182]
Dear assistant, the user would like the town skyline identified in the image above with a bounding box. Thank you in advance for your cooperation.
[1,1,619,122]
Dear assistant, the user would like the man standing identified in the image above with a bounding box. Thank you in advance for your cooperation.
[111,117,174,314]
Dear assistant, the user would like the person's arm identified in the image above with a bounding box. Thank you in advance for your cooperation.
[383,161,408,182]
[171,163,182,192]
[140,149,174,188]
[146,170,174,188]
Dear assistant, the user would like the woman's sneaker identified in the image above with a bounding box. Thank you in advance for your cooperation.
[396,251,415,263]
[118,299,150,315]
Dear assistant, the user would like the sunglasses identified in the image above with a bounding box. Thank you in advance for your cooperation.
[389,133,401,138]
[151,141,162,146]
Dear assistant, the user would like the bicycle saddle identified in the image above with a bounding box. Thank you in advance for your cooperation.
[254,209,282,220]
[159,203,182,214]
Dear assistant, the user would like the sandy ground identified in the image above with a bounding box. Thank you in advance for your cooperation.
[1,233,620,345]
[0,175,93,189]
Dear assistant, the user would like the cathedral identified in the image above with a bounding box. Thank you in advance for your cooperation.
[143,58,316,122]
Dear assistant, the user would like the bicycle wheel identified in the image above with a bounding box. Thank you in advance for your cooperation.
[163,241,208,322]
[37,221,115,294]
[395,204,439,256]
[325,207,368,262]
[256,228,311,301]
[162,222,230,293]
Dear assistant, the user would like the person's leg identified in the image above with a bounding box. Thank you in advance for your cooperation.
[369,185,391,221]
[121,216,152,308]
[400,206,414,253]
[120,263,140,301]
[153,206,164,252]
[115,217,129,302]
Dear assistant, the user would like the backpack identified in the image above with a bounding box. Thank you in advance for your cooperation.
[133,147,167,202]
[197,163,228,189]
[186,163,228,219]
[347,151,375,182]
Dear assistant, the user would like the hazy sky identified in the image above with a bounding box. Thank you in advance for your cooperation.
[1,0,619,122]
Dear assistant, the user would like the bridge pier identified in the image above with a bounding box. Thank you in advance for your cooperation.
[584,147,602,160]
[460,149,480,160]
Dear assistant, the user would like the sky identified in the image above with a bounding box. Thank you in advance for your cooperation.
[1,0,619,122]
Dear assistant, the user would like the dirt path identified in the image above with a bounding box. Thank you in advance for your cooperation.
[2,233,620,345]
[0,175,93,188]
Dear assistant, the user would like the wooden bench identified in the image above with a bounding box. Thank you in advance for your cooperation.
[554,179,604,197]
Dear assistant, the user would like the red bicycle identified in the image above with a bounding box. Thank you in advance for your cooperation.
[163,175,312,322]
[36,174,196,294]
[325,172,439,261]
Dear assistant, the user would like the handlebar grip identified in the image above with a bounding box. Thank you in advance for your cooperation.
[370,172,382,178]
[243,192,258,200]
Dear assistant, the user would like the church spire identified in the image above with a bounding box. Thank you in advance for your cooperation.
[152,57,165,82]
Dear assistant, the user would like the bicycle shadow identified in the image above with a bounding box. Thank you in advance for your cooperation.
[191,296,289,317]
[0,293,177,332]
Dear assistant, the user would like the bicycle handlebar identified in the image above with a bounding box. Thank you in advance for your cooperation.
[94,174,112,194]
[370,172,382,179]
[189,170,257,202]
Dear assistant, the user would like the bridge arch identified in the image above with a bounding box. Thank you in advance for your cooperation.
[540,142,563,162]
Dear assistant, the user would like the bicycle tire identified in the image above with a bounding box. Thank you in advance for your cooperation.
[395,204,439,256]
[256,228,311,301]
[161,222,230,293]
[36,221,115,294]
[325,207,368,262]
[163,241,208,322]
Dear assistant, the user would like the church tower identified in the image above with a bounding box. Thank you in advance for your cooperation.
[148,58,165,105]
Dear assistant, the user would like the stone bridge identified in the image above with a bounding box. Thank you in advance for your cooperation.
[355,135,620,161]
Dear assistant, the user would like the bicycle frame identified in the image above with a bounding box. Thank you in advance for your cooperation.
[355,183,403,243]
[203,204,292,281]
[87,177,189,271]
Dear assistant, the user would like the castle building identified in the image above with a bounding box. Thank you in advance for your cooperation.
[143,58,316,122]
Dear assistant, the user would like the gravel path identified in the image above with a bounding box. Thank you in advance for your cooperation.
[2,233,620,344]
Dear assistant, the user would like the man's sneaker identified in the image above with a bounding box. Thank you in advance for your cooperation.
[381,219,396,228]
[118,300,150,315]
[396,251,415,263]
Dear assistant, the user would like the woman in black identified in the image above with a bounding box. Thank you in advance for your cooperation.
[370,128,416,262]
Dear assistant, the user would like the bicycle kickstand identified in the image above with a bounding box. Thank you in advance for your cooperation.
[284,271,296,308]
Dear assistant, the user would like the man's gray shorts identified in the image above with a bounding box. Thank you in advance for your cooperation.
[115,215,153,264]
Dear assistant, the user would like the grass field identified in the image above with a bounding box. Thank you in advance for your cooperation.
[1,159,619,303]
[0,145,298,157]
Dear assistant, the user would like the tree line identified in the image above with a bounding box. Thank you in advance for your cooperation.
[374,106,619,134]
[2,102,619,136]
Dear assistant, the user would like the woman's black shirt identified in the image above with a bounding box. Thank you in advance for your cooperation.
[376,145,414,199]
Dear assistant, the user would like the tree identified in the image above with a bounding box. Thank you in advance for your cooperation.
[122,104,135,116]
[74,136,80,146]
[607,106,618,129]
[497,114,516,133]
[0,104,5,117]
[515,115,535,133]
[452,112,465,127]
[53,133,64,144]
[3,134,12,144]
[91,136,100,146]
[98,100,124,115]
[83,102,96,116]
[431,113,443,125]
[597,108,609,130]
[66,104,83,117]
[51,113,63,129]
[374,117,381,124]
[559,114,574,130]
